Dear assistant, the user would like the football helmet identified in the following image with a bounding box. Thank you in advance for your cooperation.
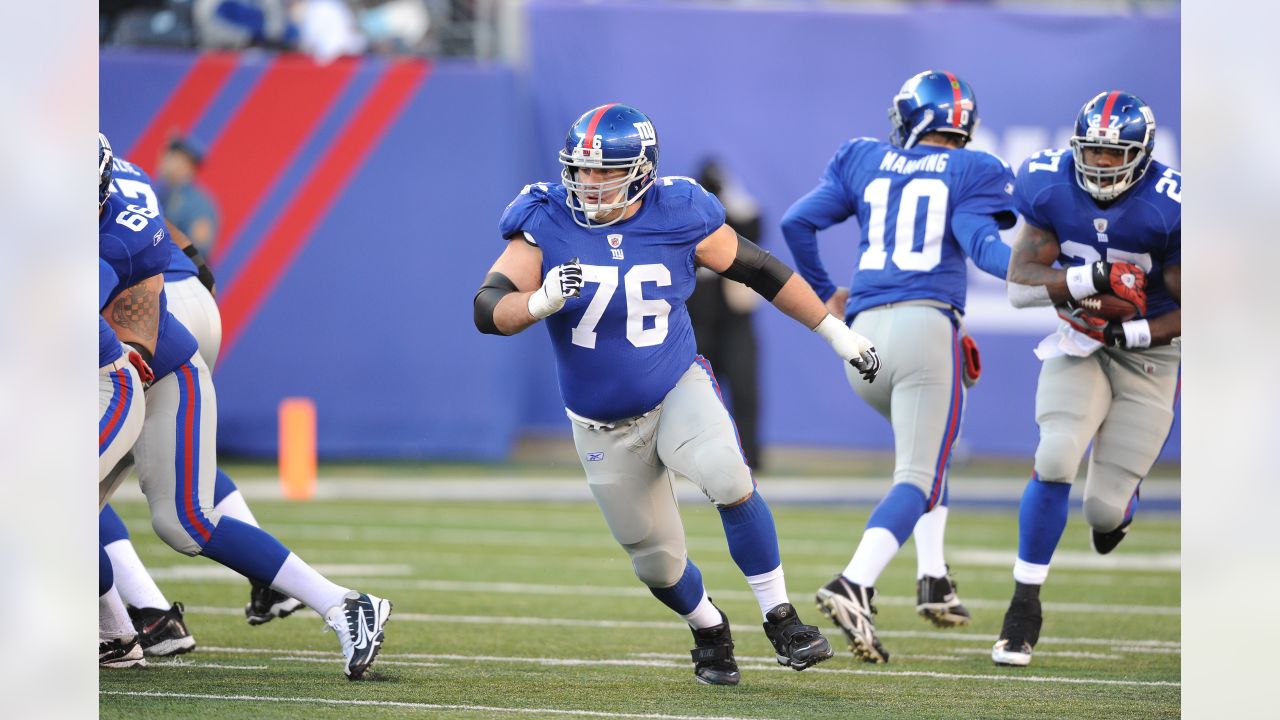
[1070,91,1156,201]
[99,132,114,208]
[559,103,659,228]
[889,71,979,149]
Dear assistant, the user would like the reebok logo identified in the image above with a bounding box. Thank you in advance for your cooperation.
[586,452,604,462]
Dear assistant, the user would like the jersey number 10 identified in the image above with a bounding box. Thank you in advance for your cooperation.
[859,177,949,272]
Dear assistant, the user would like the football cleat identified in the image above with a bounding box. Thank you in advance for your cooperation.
[99,635,147,668]
[762,602,834,671]
[689,603,740,686]
[1090,517,1133,555]
[246,581,304,625]
[916,569,972,628]
[325,591,392,680]
[128,602,196,657]
[992,589,1043,667]
[815,575,889,663]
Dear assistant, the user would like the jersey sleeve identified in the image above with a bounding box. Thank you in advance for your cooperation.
[1012,150,1063,230]
[779,141,861,302]
[498,182,552,244]
[686,180,727,239]
[958,152,1017,230]
[1164,221,1181,266]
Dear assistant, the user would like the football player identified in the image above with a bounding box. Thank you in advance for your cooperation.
[474,104,883,685]
[99,133,390,679]
[781,71,1017,663]
[993,91,1180,667]
[98,144,303,658]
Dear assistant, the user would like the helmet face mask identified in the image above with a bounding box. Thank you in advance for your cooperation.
[99,132,114,209]
[559,103,658,228]
[1070,91,1156,202]
[888,70,979,150]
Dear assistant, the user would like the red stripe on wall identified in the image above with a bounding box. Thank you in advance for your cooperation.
[205,55,361,265]
[218,59,431,356]
[125,53,238,175]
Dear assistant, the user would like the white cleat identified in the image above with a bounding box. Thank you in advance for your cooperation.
[992,638,1034,667]
[325,591,392,680]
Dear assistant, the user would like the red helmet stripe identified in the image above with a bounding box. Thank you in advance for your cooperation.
[943,72,963,127]
[582,103,618,151]
[1099,91,1121,128]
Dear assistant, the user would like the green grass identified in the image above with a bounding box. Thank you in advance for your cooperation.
[100,494,1179,719]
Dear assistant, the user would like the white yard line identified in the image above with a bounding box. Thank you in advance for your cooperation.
[183,606,1180,650]
[183,646,1179,688]
[98,691,778,720]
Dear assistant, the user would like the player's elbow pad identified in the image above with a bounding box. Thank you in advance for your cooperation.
[1007,281,1052,308]
[718,234,794,301]
[474,272,518,335]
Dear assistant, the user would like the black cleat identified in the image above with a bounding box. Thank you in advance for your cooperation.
[325,591,392,680]
[762,602,834,671]
[816,575,889,663]
[992,583,1043,667]
[246,581,304,626]
[99,635,147,668]
[128,602,196,657]
[1091,518,1133,555]
[689,603,740,686]
[916,569,972,628]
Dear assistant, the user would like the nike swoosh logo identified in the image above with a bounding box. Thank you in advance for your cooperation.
[143,619,165,634]
[353,604,371,651]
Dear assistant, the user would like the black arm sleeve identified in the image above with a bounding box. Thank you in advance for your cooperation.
[473,271,519,335]
[717,234,794,301]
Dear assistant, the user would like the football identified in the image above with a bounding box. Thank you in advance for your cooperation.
[1076,293,1139,322]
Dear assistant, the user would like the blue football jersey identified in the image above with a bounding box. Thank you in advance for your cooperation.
[1014,148,1181,319]
[109,156,199,281]
[100,259,123,367]
[99,192,198,379]
[498,178,725,422]
[783,138,1016,319]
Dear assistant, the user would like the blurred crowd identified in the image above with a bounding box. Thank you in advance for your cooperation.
[100,0,503,61]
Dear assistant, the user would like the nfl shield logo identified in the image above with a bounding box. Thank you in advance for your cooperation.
[608,234,623,248]
[1093,218,1108,233]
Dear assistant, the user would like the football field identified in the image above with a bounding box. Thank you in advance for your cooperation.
[99,470,1180,719]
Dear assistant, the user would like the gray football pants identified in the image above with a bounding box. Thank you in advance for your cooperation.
[99,355,145,507]
[1033,344,1180,532]
[165,276,222,371]
[847,305,965,507]
[570,359,754,589]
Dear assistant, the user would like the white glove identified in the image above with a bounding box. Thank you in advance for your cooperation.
[528,257,584,319]
[814,314,881,383]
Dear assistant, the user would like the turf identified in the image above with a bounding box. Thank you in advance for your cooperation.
[99,491,1179,719]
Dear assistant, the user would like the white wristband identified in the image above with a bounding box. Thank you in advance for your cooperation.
[1121,319,1152,349]
[1065,264,1097,301]
[527,288,562,320]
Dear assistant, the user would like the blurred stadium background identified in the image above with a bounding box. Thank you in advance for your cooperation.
[97,2,1181,717]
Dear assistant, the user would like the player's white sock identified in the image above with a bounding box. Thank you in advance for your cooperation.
[681,591,724,630]
[745,566,790,619]
[842,527,900,588]
[269,553,350,614]
[912,506,950,579]
[99,585,135,640]
[104,539,170,610]
[214,490,260,528]
[1013,558,1051,586]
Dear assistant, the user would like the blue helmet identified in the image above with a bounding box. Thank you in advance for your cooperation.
[558,103,659,228]
[99,132,114,208]
[889,70,979,149]
[1070,90,1156,201]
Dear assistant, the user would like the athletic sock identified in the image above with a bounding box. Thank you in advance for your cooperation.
[912,505,950,579]
[842,483,928,586]
[651,560,707,617]
[269,553,351,614]
[681,591,724,630]
[104,540,170,610]
[213,468,261,527]
[745,566,789,619]
[718,491,782,576]
[1014,475,1071,585]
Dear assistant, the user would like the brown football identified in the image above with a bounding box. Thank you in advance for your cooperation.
[1076,294,1139,322]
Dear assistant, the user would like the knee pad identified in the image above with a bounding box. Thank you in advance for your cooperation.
[1082,496,1127,533]
[150,509,209,557]
[629,545,686,588]
[689,443,753,505]
[1034,431,1086,483]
